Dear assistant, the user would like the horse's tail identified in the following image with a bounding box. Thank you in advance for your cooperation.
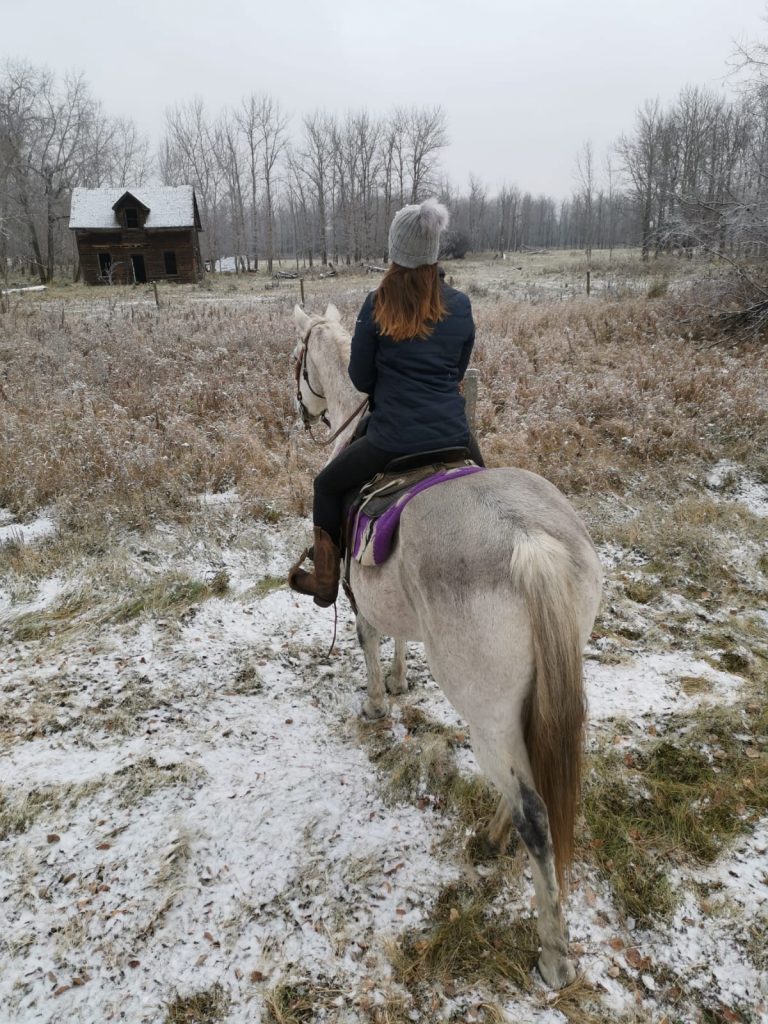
[510,531,586,889]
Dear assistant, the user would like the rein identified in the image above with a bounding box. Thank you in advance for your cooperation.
[294,321,369,447]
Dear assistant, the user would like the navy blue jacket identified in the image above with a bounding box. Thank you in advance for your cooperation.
[348,284,476,454]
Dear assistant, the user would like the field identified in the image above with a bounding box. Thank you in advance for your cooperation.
[0,251,766,1024]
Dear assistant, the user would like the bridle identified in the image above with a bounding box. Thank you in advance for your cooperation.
[294,319,330,430]
[293,319,369,447]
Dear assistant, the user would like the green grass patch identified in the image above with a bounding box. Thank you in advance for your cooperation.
[108,570,229,623]
[251,575,284,598]
[612,496,765,598]
[583,703,768,923]
[9,570,230,641]
[622,576,658,604]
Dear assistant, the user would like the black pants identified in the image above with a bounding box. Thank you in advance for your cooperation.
[313,434,485,543]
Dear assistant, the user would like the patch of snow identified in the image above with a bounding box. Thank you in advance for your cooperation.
[196,489,241,507]
[0,511,56,546]
[0,576,66,619]
[586,653,743,722]
[706,460,768,518]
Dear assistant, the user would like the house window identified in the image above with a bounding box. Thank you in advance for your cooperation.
[164,251,178,276]
[125,208,139,228]
[98,253,112,278]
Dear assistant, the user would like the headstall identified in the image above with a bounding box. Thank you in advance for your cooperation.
[293,320,369,447]
[294,321,331,430]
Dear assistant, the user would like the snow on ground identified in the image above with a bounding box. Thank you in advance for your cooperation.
[0,514,765,1023]
[585,653,745,723]
[0,509,56,546]
[707,460,768,518]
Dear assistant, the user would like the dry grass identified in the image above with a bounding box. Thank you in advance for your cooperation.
[264,978,341,1023]
[359,704,499,835]
[8,568,230,642]
[0,758,198,841]
[165,984,229,1023]
[1,264,766,543]
[391,879,538,993]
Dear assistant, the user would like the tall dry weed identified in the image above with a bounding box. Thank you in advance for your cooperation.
[1,283,766,540]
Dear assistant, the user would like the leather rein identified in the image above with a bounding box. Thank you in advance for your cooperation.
[294,321,369,447]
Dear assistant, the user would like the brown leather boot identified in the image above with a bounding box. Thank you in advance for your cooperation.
[288,527,341,607]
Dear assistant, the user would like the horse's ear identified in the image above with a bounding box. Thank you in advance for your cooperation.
[324,303,341,322]
[294,304,311,333]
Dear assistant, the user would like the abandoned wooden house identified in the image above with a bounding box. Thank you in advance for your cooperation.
[69,185,204,285]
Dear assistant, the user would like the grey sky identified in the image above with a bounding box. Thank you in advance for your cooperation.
[3,0,766,197]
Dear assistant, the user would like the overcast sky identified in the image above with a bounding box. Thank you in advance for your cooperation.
[3,0,766,198]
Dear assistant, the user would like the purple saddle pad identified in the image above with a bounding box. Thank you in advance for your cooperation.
[350,465,485,566]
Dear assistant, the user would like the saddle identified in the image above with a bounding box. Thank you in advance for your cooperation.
[341,446,485,610]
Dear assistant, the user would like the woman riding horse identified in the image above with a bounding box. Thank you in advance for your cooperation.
[289,199,484,608]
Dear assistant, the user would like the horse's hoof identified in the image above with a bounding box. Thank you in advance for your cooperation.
[465,829,504,864]
[537,950,576,990]
[385,672,407,696]
[361,699,389,722]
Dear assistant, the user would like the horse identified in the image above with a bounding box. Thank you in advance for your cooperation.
[291,302,603,989]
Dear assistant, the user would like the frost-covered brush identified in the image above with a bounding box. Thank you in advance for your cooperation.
[290,302,603,990]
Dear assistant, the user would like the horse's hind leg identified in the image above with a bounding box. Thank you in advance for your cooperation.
[473,735,575,989]
[385,639,407,695]
[356,613,389,720]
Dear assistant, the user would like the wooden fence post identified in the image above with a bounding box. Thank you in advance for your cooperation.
[300,277,305,307]
[464,368,479,430]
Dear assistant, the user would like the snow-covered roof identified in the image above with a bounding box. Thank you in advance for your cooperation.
[69,186,199,230]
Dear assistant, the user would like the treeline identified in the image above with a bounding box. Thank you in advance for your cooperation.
[1,50,767,284]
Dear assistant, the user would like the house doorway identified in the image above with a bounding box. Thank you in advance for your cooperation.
[131,254,147,283]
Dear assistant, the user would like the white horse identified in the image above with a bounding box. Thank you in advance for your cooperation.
[292,303,603,988]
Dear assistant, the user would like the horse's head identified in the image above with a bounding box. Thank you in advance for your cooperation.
[292,304,342,425]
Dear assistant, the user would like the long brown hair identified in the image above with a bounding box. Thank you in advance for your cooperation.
[373,263,448,341]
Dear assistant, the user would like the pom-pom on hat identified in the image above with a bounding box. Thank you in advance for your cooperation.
[388,198,450,268]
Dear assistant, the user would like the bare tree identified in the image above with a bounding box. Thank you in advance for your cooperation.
[245,94,288,274]
[216,112,248,272]
[1,60,104,282]
[575,140,595,266]
[299,111,332,264]
[162,98,225,269]
[467,173,487,252]
[617,100,663,259]
[406,106,448,203]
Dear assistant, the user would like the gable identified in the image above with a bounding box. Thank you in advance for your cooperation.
[112,191,151,215]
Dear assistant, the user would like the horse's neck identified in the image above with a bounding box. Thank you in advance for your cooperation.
[315,327,366,455]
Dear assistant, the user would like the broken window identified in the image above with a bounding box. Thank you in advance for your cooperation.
[125,208,139,228]
[164,251,178,276]
[98,253,112,277]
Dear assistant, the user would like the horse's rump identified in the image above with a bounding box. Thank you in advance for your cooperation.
[354,467,601,883]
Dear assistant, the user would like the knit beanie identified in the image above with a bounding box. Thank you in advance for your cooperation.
[388,198,450,268]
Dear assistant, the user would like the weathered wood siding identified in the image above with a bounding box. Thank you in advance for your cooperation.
[76,228,203,285]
